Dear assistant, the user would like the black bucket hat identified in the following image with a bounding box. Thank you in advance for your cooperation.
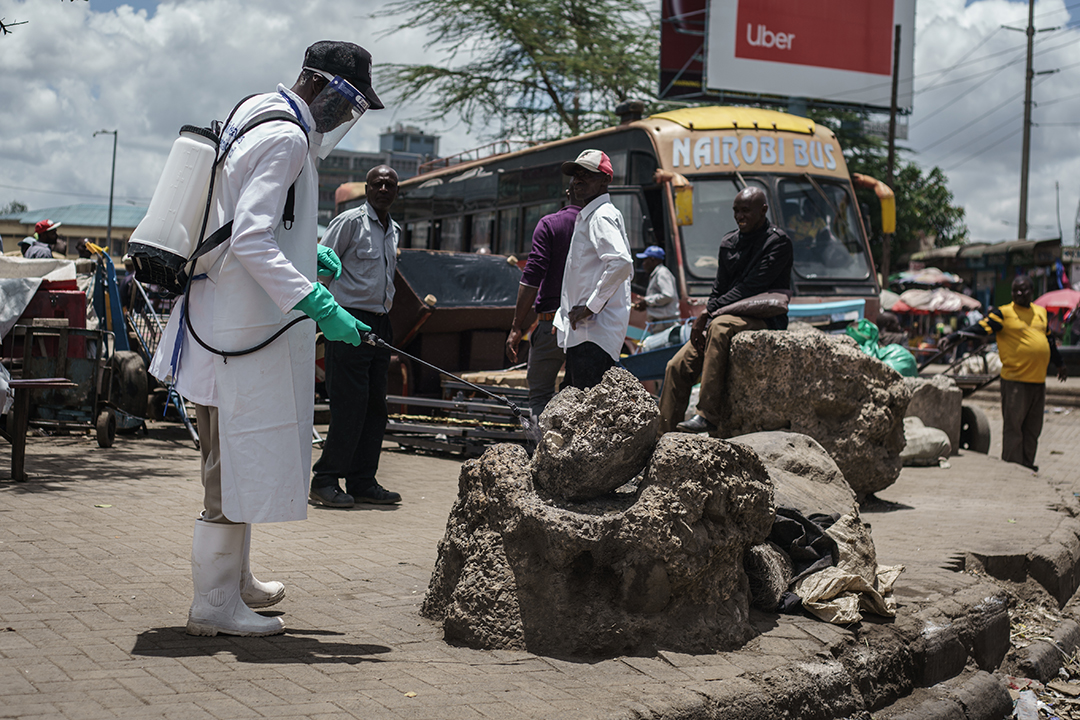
[304,41,384,110]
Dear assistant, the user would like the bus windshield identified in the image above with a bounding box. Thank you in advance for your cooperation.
[777,178,871,280]
[680,178,770,281]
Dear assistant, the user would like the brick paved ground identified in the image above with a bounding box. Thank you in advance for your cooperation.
[1,397,1078,719]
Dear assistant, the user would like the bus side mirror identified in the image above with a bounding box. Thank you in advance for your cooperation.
[675,185,693,226]
[860,202,872,237]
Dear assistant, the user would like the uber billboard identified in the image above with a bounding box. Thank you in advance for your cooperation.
[705,0,916,111]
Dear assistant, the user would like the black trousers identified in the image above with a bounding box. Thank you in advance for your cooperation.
[311,310,393,494]
[562,341,619,391]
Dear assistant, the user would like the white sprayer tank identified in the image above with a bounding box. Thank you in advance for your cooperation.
[127,125,219,293]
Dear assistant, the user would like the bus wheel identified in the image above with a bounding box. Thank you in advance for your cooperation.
[959,404,991,454]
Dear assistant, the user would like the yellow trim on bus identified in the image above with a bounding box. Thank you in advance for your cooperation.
[650,107,816,135]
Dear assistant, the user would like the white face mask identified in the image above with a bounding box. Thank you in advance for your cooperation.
[304,67,369,159]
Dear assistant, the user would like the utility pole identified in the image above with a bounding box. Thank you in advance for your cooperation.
[1018,0,1035,240]
[884,24,901,286]
[93,129,117,251]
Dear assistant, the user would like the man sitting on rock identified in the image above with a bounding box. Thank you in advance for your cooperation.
[659,186,793,435]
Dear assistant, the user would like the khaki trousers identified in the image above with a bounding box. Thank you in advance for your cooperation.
[194,404,239,524]
[658,314,766,434]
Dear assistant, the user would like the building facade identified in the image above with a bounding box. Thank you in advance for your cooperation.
[316,125,439,223]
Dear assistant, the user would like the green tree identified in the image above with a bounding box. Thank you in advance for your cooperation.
[1,200,27,216]
[375,0,658,142]
[812,112,968,269]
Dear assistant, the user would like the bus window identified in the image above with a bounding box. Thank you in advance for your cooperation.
[679,178,767,280]
[522,201,561,255]
[498,208,521,255]
[609,192,647,251]
[442,216,465,252]
[777,179,871,280]
[471,212,495,253]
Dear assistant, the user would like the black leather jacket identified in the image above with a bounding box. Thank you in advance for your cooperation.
[706,221,794,329]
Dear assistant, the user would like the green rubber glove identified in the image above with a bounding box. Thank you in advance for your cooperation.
[317,244,342,279]
[294,284,370,346]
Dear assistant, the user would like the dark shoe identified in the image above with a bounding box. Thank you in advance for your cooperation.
[308,486,354,508]
[351,483,402,505]
[676,414,716,434]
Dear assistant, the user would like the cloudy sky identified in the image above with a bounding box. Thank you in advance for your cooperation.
[1,0,1079,244]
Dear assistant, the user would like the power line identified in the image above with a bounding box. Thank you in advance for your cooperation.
[917,27,1003,94]
[912,50,1029,127]
[936,115,1022,163]
[946,126,1025,170]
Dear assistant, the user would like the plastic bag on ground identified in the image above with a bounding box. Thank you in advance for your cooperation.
[846,318,917,377]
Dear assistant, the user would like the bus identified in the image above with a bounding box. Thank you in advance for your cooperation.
[342,106,882,326]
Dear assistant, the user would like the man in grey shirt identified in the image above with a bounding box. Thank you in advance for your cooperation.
[309,165,402,508]
[632,245,679,332]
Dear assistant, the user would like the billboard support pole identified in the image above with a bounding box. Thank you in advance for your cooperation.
[884,24,901,286]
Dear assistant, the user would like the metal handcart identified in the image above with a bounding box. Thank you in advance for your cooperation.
[124,279,200,449]
[916,331,999,454]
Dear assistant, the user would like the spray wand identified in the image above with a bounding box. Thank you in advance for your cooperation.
[361,332,523,419]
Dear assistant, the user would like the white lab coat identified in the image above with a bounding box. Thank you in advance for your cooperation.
[554,194,634,361]
[150,86,318,523]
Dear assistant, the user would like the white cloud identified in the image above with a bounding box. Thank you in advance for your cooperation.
[0,0,482,212]
[910,0,1080,242]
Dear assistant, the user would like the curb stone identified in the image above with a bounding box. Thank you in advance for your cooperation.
[1004,618,1080,683]
[873,671,1013,720]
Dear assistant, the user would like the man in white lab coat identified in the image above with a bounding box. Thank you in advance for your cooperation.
[553,149,634,390]
[150,41,383,637]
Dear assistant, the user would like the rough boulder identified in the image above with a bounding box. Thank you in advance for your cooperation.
[722,330,911,498]
[422,429,774,657]
[904,375,963,456]
[532,366,659,501]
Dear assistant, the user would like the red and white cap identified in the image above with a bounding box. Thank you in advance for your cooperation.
[561,149,613,178]
[34,219,62,235]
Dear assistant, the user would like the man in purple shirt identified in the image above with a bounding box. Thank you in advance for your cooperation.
[506,191,581,418]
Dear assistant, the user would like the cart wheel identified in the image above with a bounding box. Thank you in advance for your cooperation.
[109,351,148,419]
[96,409,116,448]
[959,404,991,454]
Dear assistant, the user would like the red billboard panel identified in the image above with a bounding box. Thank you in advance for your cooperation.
[734,0,894,75]
[705,0,916,111]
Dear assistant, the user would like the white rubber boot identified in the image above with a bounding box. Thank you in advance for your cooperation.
[186,520,285,637]
[240,524,285,609]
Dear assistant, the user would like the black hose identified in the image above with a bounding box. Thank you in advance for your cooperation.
[361,332,522,418]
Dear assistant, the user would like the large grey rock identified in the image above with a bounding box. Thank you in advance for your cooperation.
[730,431,856,517]
[904,375,963,456]
[532,367,659,501]
[722,330,911,498]
[421,434,774,657]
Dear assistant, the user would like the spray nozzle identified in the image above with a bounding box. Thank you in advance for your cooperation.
[361,331,386,348]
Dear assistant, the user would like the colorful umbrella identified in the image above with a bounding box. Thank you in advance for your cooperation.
[892,267,961,287]
[1035,288,1080,313]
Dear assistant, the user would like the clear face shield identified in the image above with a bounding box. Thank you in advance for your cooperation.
[304,67,370,159]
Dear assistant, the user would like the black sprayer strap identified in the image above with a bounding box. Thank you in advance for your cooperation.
[179,98,313,361]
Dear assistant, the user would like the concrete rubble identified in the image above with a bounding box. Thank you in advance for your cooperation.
[423,369,775,657]
[532,367,658,501]
[905,374,964,456]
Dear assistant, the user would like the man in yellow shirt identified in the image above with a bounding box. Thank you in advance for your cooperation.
[947,275,1068,470]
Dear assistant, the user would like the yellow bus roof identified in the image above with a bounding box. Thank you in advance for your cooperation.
[650,107,816,135]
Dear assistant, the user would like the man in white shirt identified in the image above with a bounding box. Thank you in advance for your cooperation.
[310,165,402,508]
[553,150,634,390]
[632,245,680,331]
